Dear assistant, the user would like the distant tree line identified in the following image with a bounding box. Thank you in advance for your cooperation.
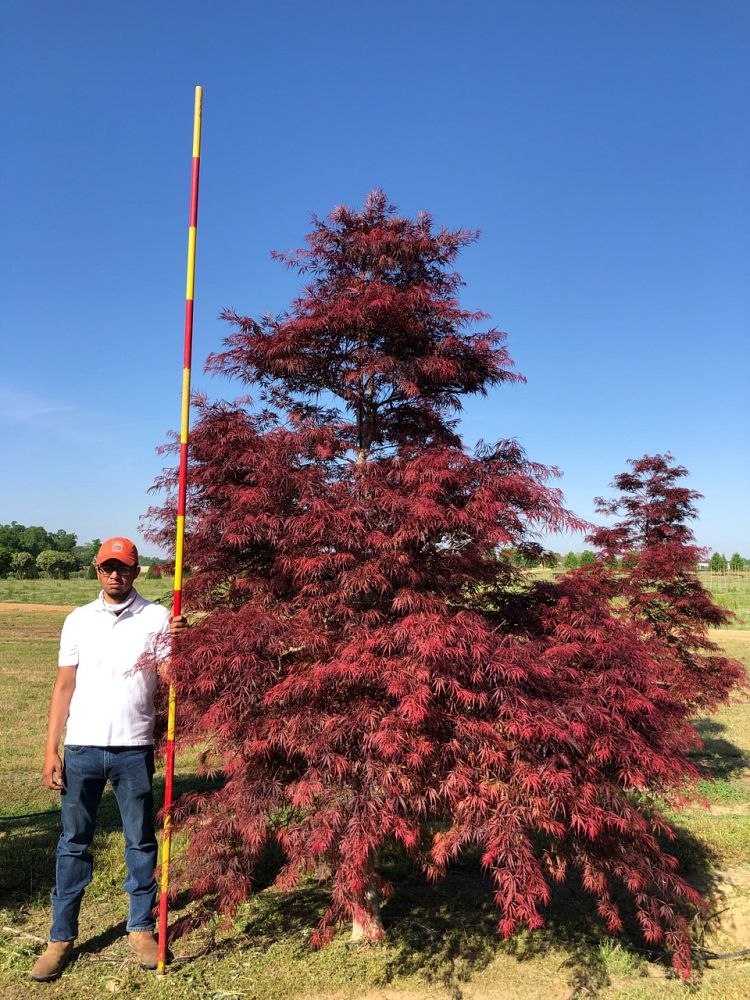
[0,522,165,579]
[500,546,750,572]
[501,547,618,569]
[707,552,749,572]
[2,520,743,580]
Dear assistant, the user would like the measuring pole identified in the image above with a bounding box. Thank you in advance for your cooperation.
[157,84,203,974]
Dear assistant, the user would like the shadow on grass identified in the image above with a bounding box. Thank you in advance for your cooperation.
[376,826,723,998]
[382,867,630,997]
[0,791,731,998]
[193,823,723,999]
[0,814,59,909]
[75,917,128,954]
[689,719,749,781]
[0,772,220,909]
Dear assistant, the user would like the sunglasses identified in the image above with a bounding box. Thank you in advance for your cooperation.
[96,564,137,577]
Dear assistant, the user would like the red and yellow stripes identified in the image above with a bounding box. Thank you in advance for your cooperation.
[157,85,203,974]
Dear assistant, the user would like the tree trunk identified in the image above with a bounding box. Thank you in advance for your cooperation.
[350,885,384,942]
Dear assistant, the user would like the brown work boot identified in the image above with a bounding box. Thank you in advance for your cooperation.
[128,930,159,969]
[30,940,74,982]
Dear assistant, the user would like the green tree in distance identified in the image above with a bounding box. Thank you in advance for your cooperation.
[564,551,579,568]
[0,523,24,551]
[729,552,744,571]
[709,552,727,572]
[73,538,102,569]
[48,529,77,552]
[19,526,54,557]
[0,523,78,557]
[36,549,78,579]
[11,551,36,578]
[0,546,13,577]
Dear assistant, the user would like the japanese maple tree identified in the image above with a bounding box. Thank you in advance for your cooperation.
[146,193,743,977]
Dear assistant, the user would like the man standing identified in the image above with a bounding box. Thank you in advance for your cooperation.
[31,537,185,982]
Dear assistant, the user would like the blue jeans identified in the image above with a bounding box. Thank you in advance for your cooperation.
[50,746,157,942]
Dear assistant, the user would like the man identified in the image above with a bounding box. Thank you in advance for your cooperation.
[31,537,186,983]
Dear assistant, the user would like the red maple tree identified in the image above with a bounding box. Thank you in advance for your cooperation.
[146,193,743,977]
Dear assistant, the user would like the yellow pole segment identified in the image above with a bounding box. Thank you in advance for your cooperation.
[193,87,202,158]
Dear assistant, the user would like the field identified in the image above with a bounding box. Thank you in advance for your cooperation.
[0,576,174,608]
[1,580,749,999]
[697,571,750,629]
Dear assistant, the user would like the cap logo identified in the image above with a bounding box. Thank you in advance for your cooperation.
[112,543,123,551]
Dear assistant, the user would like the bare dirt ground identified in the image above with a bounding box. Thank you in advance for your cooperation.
[0,602,76,613]
[708,629,750,642]
[706,865,750,951]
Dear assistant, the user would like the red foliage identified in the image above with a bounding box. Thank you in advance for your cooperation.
[145,194,743,978]
[588,454,743,714]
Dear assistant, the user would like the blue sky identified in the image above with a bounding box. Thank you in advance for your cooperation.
[1,0,748,557]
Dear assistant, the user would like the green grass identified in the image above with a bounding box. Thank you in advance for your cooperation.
[3,570,747,625]
[525,568,750,628]
[0,576,174,606]
[1,595,749,998]
[695,776,750,806]
[699,571,750,628]
[0,610,66,817]
[667,813,750,865]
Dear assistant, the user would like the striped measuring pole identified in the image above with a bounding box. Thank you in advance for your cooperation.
[157,84,203,974]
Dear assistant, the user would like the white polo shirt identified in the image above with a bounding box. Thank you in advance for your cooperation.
[59,590,171,747]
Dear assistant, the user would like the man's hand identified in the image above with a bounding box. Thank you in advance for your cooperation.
[43,750,64,791]
[43,666,76,792]
[169,615,188,637]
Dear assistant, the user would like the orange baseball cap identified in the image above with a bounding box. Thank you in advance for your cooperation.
[96,537,139,566]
